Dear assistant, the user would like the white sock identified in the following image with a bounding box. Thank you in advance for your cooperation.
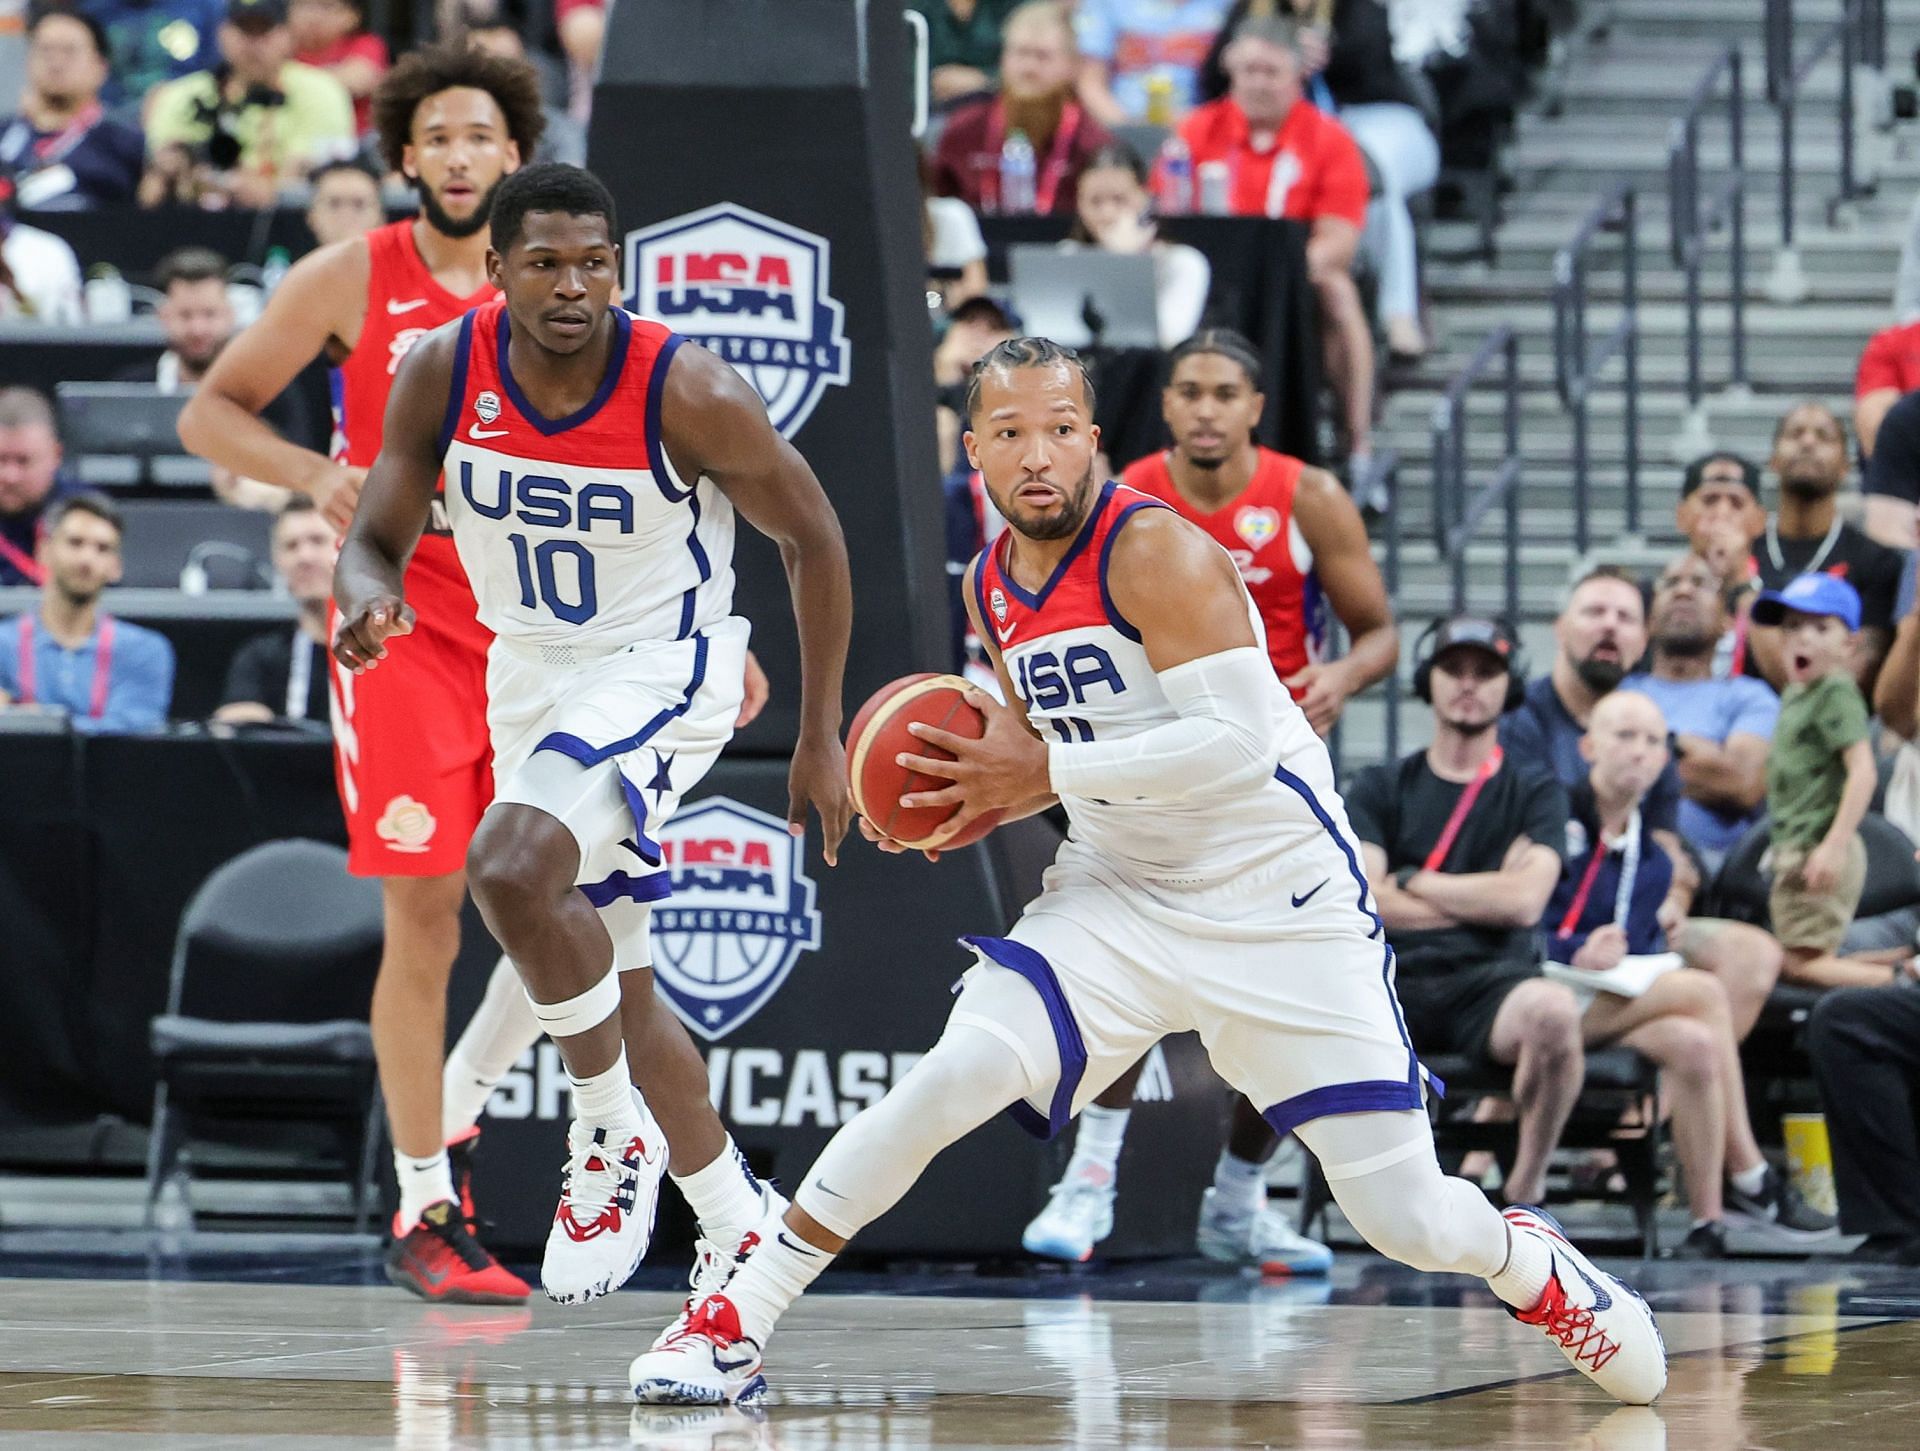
[569,1048,643,1132]
[1730,1161,1768,1196]
[1486,1220,1554,1311]
[442,956,541,1142]
[1068,1104,1131,1182]
[672,1138,766,1251]
[395,1150,455,1231]
[1210,1150,1268,1221]
[723,1221,832,1343]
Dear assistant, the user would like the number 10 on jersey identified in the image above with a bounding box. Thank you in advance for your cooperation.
[508,533,599,624]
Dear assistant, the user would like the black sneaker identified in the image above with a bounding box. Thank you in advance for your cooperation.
[447,1126,481,1225]
[1724,1166,1837,1240]
[1668,1221,1729,1260]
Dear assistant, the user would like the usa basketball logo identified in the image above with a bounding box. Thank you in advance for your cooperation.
[475,390,501,424]
[989,587,1008,623]
[649,797,823,1042]
[625,202,851,439]
[1235,506,1281,550]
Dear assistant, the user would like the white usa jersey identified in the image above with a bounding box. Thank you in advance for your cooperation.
[973,480,1353,891]
[439,299,735,648]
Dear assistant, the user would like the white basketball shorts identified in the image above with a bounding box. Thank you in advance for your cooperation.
[957,810,1438,1143]
[486,615,749,970]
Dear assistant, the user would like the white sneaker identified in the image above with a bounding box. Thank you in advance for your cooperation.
[668,1184,791,1344]
[542,1113,667,1305]
[1021,1165,1116,1262]
[1502,1206,1667,1405]
[630,1293,768,1406]
[1195,1189,1334,1274]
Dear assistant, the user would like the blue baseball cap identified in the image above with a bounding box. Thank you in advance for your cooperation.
[1751,572,1861,631]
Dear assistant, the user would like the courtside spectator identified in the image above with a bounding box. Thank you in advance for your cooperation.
[932,2,1113,217]
[1807,983,1920,1262]
[910,0,1024,107]
[0,11,145,210]
[214,497,331,724]
[1862,388,1920,551]
[0,181,85,322]
[0,389,79,589]
[1175,16,1374,484]
[304,157,384,245]
[82,0,225,106]
[1060,144,1209,345]
[1675,451,1765,677]
[1626,552,1778,873]
[0,494,174,732]
[289,0,388,136]
[1076,0,1231,126]
[142,0,355,210]
[1548,690,1833,1256]
[1345,616,1576,1209]
[1747,402,1904,695]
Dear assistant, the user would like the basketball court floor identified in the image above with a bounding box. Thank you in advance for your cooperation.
[1,1236,1917,1450]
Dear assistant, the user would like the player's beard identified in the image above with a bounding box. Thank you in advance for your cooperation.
[1004,461,1098,542]
[416,176,501,240]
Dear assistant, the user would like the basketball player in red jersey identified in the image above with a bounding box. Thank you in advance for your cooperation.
[1021,327,1400,1270]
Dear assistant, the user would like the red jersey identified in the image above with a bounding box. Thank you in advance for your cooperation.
[1121,447,1326,686]
[1173,98,1368,226]
[333,219,495,617]
[1856,319,1920,397]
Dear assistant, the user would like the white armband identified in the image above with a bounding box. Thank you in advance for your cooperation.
[1045,645,1281,804]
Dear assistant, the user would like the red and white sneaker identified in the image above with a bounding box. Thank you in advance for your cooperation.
[542,1113,667,1305]
[1502,1206,1667,1404]
[629,1293,767,1406]
[385,1200,531,1304]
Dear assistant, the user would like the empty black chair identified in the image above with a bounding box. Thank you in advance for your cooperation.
[145,838,384,1230]
[112,500,274,590]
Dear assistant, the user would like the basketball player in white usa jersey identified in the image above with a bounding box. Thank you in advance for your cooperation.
[632,338,1666,1409]
[334,165,853,1307]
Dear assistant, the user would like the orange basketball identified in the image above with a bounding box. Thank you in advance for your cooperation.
[846,673,1004,851]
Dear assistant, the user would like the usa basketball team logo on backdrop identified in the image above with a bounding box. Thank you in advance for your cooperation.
[650,797,823,1041]
[626,203,851,439]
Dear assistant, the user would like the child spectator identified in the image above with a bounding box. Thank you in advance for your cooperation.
[289,0,389,136]
[1754,574,1883,988]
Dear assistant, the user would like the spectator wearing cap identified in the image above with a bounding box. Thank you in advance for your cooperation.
[1755,573,1890,990]
[0,388,82,589]
[81,0,226,106]
[1675,451,1766,678]
[1343,615,1578,1209]
[1623,551,1779,875]
[931,2,1115,218]
[1172,15,1375,486]
[1747,402,1907,696]
[0,11,147,211]
[0,493,173,733]
[142,0,355,210]
[288,0,388,136]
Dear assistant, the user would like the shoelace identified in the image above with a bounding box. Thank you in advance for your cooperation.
[559,1133,637,1222]
[1047,1178,1110,1218]
[1529,1286,1620,1372]
[422,1209,497,1272]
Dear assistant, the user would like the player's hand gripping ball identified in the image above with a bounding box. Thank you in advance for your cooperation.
[845,674,1005,851]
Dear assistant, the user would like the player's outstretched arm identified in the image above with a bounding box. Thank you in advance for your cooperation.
[331,326,455,674]
[658,341,853,865]
[178,240,372,531]
[1286,466,1399,736]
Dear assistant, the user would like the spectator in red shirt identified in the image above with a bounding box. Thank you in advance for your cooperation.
[932,1,1114,217]
[1175,14,1376,487]
[289,0,388,135]
[1855,318,1920,461]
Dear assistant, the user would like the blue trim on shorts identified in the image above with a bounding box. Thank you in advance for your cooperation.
[1096,497,1167,643]
[1270,763,1440,1117]
[617,772,665,866]
[960,934,1086,1140]
[532,633,710,767]
[437,312,476,455]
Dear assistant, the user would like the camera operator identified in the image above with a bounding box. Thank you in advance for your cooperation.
[141,0,354,210]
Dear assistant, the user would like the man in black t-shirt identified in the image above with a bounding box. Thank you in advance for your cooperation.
[1749,401,1907,695]
[213,497,332,725]
[1346,616,1581,1208]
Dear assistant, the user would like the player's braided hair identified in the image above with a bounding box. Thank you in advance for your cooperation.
[1167,327,1265,390]
[963,336,1097,422]
[372,41,547,175]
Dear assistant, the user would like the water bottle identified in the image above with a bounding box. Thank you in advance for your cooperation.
[998,129,1036,215]
[83,264,132,323]
[260,246,292,297]
[1156,136,1193,216]
[1198,160,1232,216]
[1145,73,1175,127]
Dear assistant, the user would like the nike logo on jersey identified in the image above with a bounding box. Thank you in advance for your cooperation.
[992,618,1017,644]
[387,297,429,314]
[1291,878,1329,909]
[468,423,510,440]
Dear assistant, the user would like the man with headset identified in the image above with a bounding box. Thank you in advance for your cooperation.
[1343,616,1582,1210]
